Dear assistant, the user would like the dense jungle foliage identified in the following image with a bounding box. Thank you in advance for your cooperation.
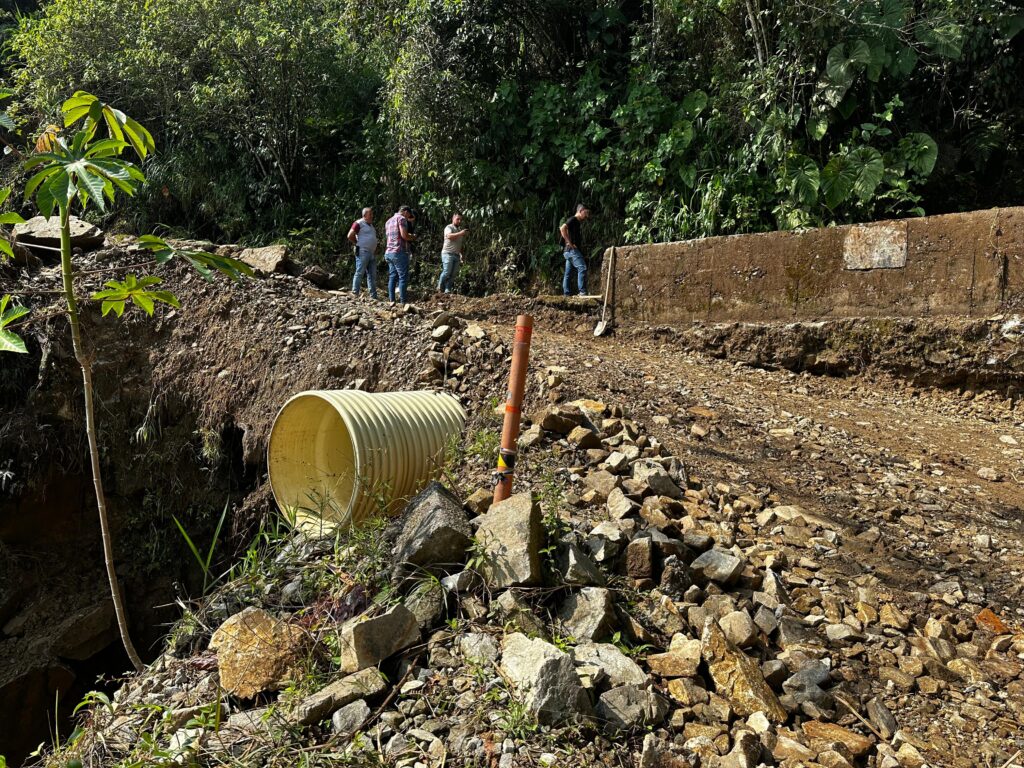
[2,0,1023,291]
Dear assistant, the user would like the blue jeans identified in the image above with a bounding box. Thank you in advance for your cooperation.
[563,248,587,296]
[352,247,378,298]
[437,252,460,293]
[385,250,409,303]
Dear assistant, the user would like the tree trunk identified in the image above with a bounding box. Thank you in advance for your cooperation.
[58,206,145,673]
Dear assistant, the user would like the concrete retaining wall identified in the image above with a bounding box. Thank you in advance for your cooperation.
[606,207,1024,323]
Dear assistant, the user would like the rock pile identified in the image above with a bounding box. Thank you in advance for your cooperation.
[40,307,1024,768]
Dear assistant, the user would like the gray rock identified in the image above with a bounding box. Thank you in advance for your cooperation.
[572,643,647,687]
[558,587,615,641]
[339,605,420,673]
[720,610,758,648]
[494,590,548,637]
[586,521,628,563]
[440,570,477,593]
[557,543,606,586]
[632,461,683,499]
[476,493,543,588]
[403,580,447,630]
[658,555,693,599]
[689,549,745,585]
[596,685,668,732]
[290,668,386,725]
[460,633,499,665]
[867,696,898,739]
[392,482,472,579]
[781,659,834,713]
[499,633,592,724]
[332,699,371,736]
[14,215,104,250]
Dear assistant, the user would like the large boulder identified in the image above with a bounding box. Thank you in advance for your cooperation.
[391,483,472,580]
[475,492,543,588]
[237,244,289,275]
[14,215,104,250]
[209,607,306,699]
[338,605,420,673]
[701,617,787,723]
[499,633,592,724]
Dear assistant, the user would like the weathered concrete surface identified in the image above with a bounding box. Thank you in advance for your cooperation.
[606,207,1024,323]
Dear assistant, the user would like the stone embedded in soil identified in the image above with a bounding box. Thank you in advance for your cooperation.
[475,492,543,588]
[596,684,669,732]
[690,548,745,585]
[558,586,615,641]
[701,617,787,723]
[338,604,420,673]
[459,633,499,665]
[391,482,471,578]
[866,696,898,739]
[14,215,104,249]
[331,698,371,736]
[802,721,874,758]
[291,668,386,725]
[236,244,289,274]
[209,607,306,699]
[464,488,493,516]
[499,633,592,724]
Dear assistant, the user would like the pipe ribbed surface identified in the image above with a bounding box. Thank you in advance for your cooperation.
[267,390,466,529]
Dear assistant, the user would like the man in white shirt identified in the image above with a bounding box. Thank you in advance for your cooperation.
[347,207,378,299]
[437,212,469,294]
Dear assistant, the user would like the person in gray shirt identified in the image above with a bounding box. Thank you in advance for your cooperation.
[347,206,378,299]
[437,212,469,294]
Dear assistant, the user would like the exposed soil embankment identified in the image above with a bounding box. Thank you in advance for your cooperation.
[3,240,1023,766]
[631,316,1024,394]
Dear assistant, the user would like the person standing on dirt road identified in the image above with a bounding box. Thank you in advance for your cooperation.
[560,203,590,296]
[384,205,416,304]
[347,207,378,299]
[437,213,469,294]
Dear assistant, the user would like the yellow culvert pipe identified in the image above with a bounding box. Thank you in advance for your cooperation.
[267,390,466,529]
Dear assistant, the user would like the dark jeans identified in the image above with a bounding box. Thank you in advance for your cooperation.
[563,248,587,295]
[385,250,410,303]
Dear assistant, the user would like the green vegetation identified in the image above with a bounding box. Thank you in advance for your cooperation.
[0,91,251,671]
[1,0,1020,291]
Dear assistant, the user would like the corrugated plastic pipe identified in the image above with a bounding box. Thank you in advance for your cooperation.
[267,390,466,529]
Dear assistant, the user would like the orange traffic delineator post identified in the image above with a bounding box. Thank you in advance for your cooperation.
[493,314,534,504]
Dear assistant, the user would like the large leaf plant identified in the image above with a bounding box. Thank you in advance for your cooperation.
[1,91,251,672]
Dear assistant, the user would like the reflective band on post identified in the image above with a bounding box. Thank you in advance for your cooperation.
[504,404,520,415]
[497,448,517,471]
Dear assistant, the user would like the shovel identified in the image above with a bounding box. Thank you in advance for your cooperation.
[594,246,615,337]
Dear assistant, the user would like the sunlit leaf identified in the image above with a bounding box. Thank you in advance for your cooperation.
[0,294,29,354]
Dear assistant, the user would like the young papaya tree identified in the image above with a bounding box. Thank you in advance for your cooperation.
[1,91,251,672]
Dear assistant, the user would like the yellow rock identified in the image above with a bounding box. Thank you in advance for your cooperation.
[210,607,306,699]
